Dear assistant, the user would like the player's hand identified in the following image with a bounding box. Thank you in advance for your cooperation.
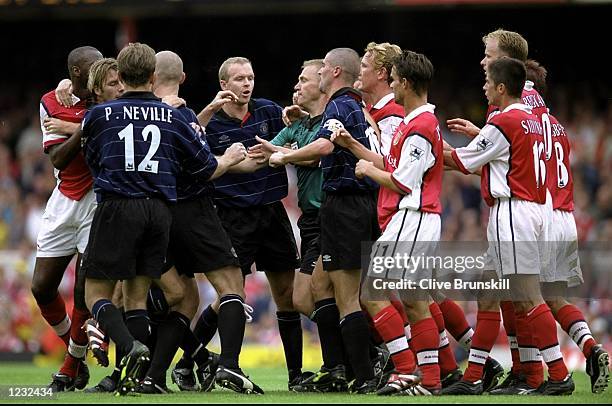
[331,128,353,148]
[253,135,278,154]
[208,90,238,112]
[162,95,186,108]
[224,142,247,165]
[282,105,307,126]
[446,118,480,138]
[269,152,286,168]
[43,117,78,134]
[355,159,373,179]
[55,79,73,107]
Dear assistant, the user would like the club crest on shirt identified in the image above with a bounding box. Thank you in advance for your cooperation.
[476,136,493,151]
[259,122,269,135]
[410,145,424,162]
[322,119,345,132]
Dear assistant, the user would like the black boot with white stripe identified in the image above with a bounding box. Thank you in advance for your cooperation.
[215,365,264,394]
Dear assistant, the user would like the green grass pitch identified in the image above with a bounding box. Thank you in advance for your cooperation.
[0,363,610,403]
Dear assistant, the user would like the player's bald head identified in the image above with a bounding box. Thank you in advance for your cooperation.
[155,50,184,86]
[326,48,360,84]
[67,46,102,74]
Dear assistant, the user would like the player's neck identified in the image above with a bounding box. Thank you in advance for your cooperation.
[222,102,249,120]
[403,94,428,116]
[154,84,179,98]
[72,83,89,101]
[125,84,153,93]
[303,97,327,118]
[498,96,522,112]
[368,84,393,107]
[326,81,352,99]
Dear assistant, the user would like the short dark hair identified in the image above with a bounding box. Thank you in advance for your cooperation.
[525,59,547,97]
[488,56,526,98]
[392,50,434,96]
[117,43,156,87]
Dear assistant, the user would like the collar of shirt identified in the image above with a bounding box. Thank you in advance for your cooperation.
[304,114,323,130]
[372,93,395,110]
[503,103,531,114]
[403,103,436,125]
[119,91,161,101]
[329,87,362,103]
[215,99,257,123]
[524,80,534,91]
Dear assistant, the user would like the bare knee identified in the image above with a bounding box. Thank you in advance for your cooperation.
[545,298,569,317]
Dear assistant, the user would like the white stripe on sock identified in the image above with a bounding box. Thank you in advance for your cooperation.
[439,331,450,348]
[52,315,71,337]
[459,329,474,350]
[468,348,489,365]
[540,345,563,363]
[416,350,438,366]
[519,347,541,362]
[568,321,593,350]
[68,338,87,359]
[387,336,409,354]
[508,335,518,349]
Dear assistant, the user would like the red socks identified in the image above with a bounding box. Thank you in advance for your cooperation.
[38,293,71,346]
[500,301,520,375]
[411,318,440,389]
[527,304,569,382]
[556,304,596,358]
[429,302,458,376]
[463,310,501,382]
[439,298,473,350]
[373,305,415,373]
[515,311,544,388]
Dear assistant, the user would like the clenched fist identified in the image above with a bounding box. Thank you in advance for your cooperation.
[224,143,247,166]
[355,159,373,179]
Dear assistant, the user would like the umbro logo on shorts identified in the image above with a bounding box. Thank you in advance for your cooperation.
[322,254,332,262]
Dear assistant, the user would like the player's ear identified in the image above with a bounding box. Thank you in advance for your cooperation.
[220,80,227,90]
[71,65,80,79]
[179,72,186,85]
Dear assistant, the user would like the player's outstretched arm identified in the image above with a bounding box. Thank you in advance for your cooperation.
[48,127,83,170]
[209,142,247,180]
[282,105,308,126]
[196,90,239,127]
[332,129,385,170]
[446,118,480,138]
[268,137,333,168]
[355,159,403,194]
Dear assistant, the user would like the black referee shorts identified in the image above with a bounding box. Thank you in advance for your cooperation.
[82,198,171,281]
[217,201,300,276]
[320,193,380,271]
[165,196,240,277]
[297,211,320,275]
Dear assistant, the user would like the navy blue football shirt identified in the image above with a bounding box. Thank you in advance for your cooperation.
[82,91,218,202]
[205,98,288,208]
[316,87,377,193]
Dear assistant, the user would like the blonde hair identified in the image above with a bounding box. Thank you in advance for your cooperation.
[218,57,251,81]
[117,43,156,87]
[302,59,323,70]
[87,58,118,96]
[482,29,528,62]
[365,42,402,84]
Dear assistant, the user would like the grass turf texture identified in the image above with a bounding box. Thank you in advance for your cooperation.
[0,363,609,403]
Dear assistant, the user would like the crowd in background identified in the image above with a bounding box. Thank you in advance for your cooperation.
[0,79,610,364]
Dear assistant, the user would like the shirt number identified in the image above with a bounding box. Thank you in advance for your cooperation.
[117,123,161,174]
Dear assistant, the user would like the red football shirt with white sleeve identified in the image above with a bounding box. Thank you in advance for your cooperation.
[453,103,547,206]
[377,103,443,231]
[40,90,93,201]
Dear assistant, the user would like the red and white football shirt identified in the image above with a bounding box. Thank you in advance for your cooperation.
[453,103,547,206]
[544,113,574,212]
[378,103,443,231]
[40,90,93,201]
[368,93,405,156]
